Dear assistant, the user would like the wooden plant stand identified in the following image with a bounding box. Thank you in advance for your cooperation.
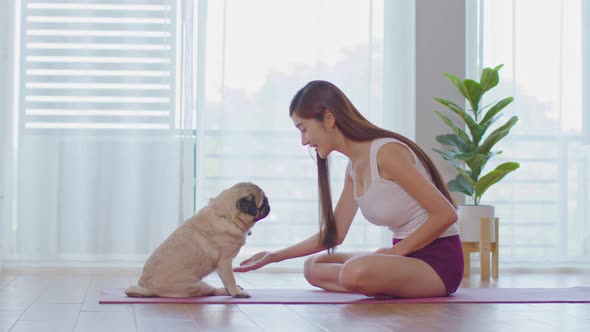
[461,217,499,279]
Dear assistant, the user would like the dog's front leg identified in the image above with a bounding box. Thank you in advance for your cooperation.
[216,258,250,298]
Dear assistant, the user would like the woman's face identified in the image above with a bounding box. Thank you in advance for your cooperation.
[291,112,333,159]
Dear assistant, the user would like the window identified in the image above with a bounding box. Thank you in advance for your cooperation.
[3,0,415,264]
[19,0,180,131]
[193,0,410,266]
[474,0,589,264]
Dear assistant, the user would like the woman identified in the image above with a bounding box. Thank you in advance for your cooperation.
[234,80,463,298]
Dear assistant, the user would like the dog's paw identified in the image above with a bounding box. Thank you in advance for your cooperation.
[229,285,250,298]
[124,285,157,297]
[211,287,230,296]
[231,290,251,298]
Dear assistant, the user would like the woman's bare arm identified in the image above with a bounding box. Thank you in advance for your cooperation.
[234,173,358,272]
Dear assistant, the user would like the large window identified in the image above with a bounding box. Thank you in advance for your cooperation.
[1,0,415,266]
[475,0,589,264]
[193,0,414,267]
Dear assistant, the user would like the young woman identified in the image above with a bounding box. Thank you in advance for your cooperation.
[234,80,463,298]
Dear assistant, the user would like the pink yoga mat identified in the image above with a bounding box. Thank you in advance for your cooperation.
[99,286,590,304]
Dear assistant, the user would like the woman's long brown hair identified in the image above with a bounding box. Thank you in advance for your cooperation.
[289,80,456,252]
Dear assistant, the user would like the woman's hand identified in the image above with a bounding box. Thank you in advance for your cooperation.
[233,251,276,272]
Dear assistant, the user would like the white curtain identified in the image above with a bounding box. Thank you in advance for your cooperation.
[1,0,196,262]
[0,0,415,266]
[473,0,590,264]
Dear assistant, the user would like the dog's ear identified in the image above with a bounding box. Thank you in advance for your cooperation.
[237,195,258,216]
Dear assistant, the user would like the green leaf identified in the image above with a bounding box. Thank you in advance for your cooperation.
[480,114,501,138]
[433,148,464,169]
[477,116,519,156]
[475,162,520,200]
[434,111,475,151]
[454,167,476,187]
[493,64,505,71]
[434,149,477,186]
[435,134,469,151]
[471,125,484,146]
[461,153,488,180]
[478,100,496,114]
[434,97,467,115]
[463,79,484,117]
[448,174,474,196]
[479,65,502,93]
[443,73,469,101]
[435,98,483,144]
[480,97,514,128]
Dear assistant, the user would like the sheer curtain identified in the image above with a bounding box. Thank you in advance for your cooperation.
[1,0,196,263]
[471,0,589,265]
[0,0,415,267]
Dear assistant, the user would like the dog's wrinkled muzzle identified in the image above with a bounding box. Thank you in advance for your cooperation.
[255,196,270,221]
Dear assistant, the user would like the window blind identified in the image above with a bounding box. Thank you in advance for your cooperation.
[19,0,179,130]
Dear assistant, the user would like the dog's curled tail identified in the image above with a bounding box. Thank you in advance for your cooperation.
[124,285,157,298]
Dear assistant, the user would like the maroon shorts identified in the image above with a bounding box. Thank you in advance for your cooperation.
[392,235,464,295]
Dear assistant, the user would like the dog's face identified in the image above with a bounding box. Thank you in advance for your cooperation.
[213,182,270,223]
[235,182,270,221]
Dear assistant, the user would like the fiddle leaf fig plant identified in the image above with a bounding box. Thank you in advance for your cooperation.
[433,64,520,205]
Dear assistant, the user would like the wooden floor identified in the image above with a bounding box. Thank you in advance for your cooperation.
[1,267,589,332]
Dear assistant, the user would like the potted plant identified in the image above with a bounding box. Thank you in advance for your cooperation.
[433,64,520,242]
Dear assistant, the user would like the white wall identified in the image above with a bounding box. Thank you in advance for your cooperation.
[415,0,466,205]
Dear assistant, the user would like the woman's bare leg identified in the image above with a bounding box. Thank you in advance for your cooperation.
[305,252,448,298]
[303,252,365,292]
[339,254,448,298]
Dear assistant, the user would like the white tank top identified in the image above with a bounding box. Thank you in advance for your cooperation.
[347,137,459,239]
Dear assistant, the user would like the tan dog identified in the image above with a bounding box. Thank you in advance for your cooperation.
[125,182,270,298]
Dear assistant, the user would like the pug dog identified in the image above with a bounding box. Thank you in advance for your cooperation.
[125,182,270,298]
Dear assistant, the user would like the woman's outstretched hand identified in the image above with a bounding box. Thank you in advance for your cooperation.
[233,251,276,272]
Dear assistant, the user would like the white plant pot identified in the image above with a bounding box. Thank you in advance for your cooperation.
[457,205,496,242]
